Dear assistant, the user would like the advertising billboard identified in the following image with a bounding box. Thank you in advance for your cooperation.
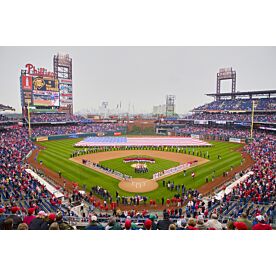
[21,76,33,90]
[194,120,208,125]
[33,91,60,107]
[23,91,32,105]
[59,82,72,107]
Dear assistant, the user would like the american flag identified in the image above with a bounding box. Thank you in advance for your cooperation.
[75,136,211,147]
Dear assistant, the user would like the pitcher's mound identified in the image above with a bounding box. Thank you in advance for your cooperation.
[119,178,159,193]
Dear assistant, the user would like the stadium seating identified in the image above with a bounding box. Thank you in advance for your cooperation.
[184,113,276,123]
[31,123,127,137]
[193,98,276,112]
[27,113,91,123]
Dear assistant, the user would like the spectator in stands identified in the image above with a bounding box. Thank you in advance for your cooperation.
[233,222,248,230]
[0,207,5,224]
[56,212,74,230]
[29,211,49,230]
[144,219,153,230]
[2,218,13,230]
[49,222,60,230]
[6,206,23,230]
[226,221,235,230]
[169,224,176,230]
[124,219,132,230]
[105,217,122,230]
[186,218,198,230]
[18,223,29,230]
[252,215,272,230]
[48,213,56,225]
[175,219,186,230]
[204,213,223,230]
[23,208,36,226]
[196,215,207,230]
[157,212,171,230]
[85,215,104,230]
[149,214,158,230]
[236,213,252,230]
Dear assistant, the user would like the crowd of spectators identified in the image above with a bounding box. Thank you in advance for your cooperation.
[31,123,126,137]
[28,113,91,123]
[0,114,19,123]
[175,125,252,139]
[184,113,276,123]
[0,114,9,122]
[0,125,275,230]
[194,98,276,111]
[0,127,75,230]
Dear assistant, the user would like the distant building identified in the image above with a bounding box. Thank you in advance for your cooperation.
[153,104,166,115]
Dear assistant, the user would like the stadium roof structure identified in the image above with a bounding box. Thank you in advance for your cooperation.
[0,103,15,111]
[206,89,276,99]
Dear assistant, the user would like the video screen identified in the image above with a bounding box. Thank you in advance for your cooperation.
[33,91,60,107]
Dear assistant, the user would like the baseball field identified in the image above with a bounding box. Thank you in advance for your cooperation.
[36,138,244,202]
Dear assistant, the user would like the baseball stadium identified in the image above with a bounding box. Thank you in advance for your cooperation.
[0,54,275,231]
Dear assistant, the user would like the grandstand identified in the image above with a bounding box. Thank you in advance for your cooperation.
[191,90,276,126]
[0,103,19,128]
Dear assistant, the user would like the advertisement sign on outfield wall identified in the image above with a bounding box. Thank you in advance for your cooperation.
[36,136,49,142]
[191,134,200,139]
[194,120,208,125]
[229,137,242,143]
[215,120,227,125]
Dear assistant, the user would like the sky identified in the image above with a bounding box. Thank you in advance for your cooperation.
[0,46,275,114]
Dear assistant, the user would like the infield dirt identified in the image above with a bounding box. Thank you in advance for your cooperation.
[70,150,208,192]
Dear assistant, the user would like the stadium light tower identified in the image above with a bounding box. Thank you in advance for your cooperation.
[53,53,73,114]
[216,68,236,100]
[166,95,175,117]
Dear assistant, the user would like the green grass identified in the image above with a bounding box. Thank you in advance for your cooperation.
[100,155,179,179]
[37,139,243,203]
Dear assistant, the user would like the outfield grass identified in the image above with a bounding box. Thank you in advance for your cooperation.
[37,139,243,202]
[100,155,179,179]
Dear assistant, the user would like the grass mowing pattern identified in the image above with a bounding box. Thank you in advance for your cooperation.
[100,155,179,179]
[37,139,243,202]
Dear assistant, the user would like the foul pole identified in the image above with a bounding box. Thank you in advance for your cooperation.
[250,100,255,141]
[27,101,32,138]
